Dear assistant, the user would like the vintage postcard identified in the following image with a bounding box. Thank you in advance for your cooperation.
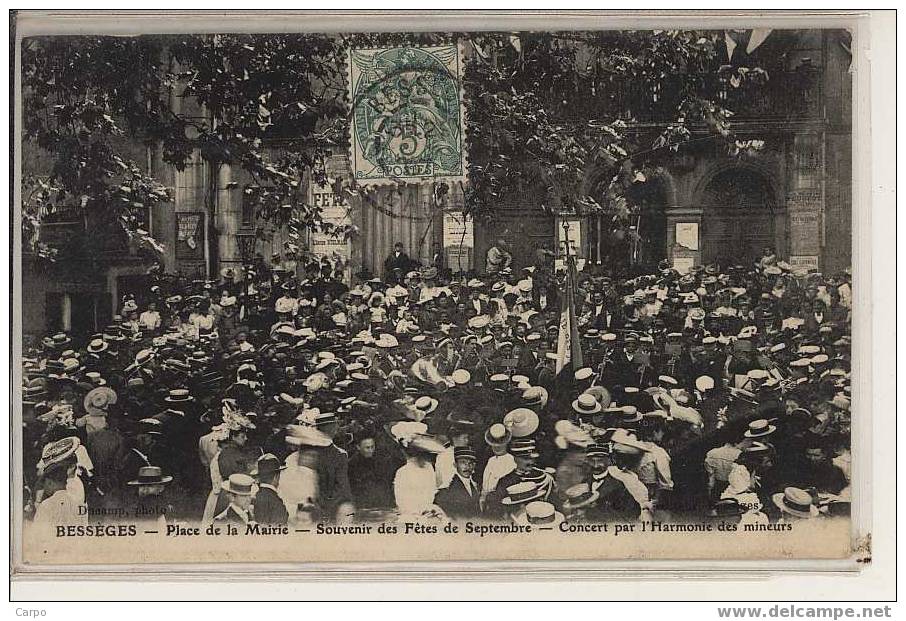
[12,12,863,570]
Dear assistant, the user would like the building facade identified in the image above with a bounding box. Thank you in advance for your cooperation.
[22,29,851,338]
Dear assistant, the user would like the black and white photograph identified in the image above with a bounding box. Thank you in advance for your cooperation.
[11,11,872,573]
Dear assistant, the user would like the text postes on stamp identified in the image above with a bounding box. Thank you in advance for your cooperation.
[348,45,466,185]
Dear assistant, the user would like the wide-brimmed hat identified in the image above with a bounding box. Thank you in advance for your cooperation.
[451,369,471,385]
[484,422,512,447]
[49,333,72,349]
[375,334,400,348]
[571,393,602,416]
[467,315,490,330]
[618,405,643,424]
[521,385,549,409]
[503,408,539,438]
[388,421,428,444]
[251,453,286,477]
[128,466,173,486]
[501,481,545,506]
[523,501,564,526]
[84,371,106,386]
[413,396,439,415]
[772,487,819,518]
[285,424,332,447]
[38,436,80,474]
[303,373,327,393]
[164,388,194,404]
[86,338,108,354]
[222,473,257,496]
[583,386,612,409]
[743,419,777,438]
[553,419,593,449]
[275,298,295,314]
[562,483,600,511]
[405,433,448,455]
[83,386,117,416]
[610,428,649,453]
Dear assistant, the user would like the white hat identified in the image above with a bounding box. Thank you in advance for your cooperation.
[553,419,593,449]
[375,334,400,348]
[414,396,439,415]
[503,407,540,438]
[451,369,471,385]
[275,298,295,314]
[468,315,490,330]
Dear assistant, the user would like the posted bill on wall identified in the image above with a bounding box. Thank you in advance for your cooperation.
[13,13,862,571]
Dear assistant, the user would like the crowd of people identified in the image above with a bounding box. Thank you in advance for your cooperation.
[22,245,853,532]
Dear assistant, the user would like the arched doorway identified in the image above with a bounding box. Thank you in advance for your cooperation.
[700,168,778,266]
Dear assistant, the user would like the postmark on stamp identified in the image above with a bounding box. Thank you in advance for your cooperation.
[347,45,467,185]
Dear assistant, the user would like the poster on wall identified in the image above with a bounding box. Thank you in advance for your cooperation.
[789,210,822,255]
[175,212,206,277]
[789,255,820,273]
[309,179,353,283]
[442,211,473,273]
[675,222,699,251]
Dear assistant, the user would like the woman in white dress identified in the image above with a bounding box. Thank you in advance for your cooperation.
[279,425,328,526]
[388,422,448,519]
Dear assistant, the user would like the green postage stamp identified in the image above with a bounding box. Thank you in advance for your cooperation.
[348,45,467,185]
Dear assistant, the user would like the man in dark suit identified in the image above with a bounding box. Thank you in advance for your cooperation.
[465,288,491,318]
[434,446,481,520]
[312,415,355,522]
[212,474,255,526]
[348,434,399,509]
[600,335,641,389]
[586,291,619,331]
[803,299,829,335]
[384,242,412,283]
[251,454,288,526]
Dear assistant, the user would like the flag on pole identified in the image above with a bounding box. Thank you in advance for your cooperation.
[555,253,584,376]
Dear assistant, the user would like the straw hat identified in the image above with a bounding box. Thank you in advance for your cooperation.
[502,408,539,438]
[501,481,544,506]
[83,386,117,417]
[571,393,602,416]
[562,483,600,512]
[221,473,257,496]
[484,422,512,447]
[772,487,819,518]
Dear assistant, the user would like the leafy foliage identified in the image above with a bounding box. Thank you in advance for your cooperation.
[21,30,771,263]
[462,30,769,222]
